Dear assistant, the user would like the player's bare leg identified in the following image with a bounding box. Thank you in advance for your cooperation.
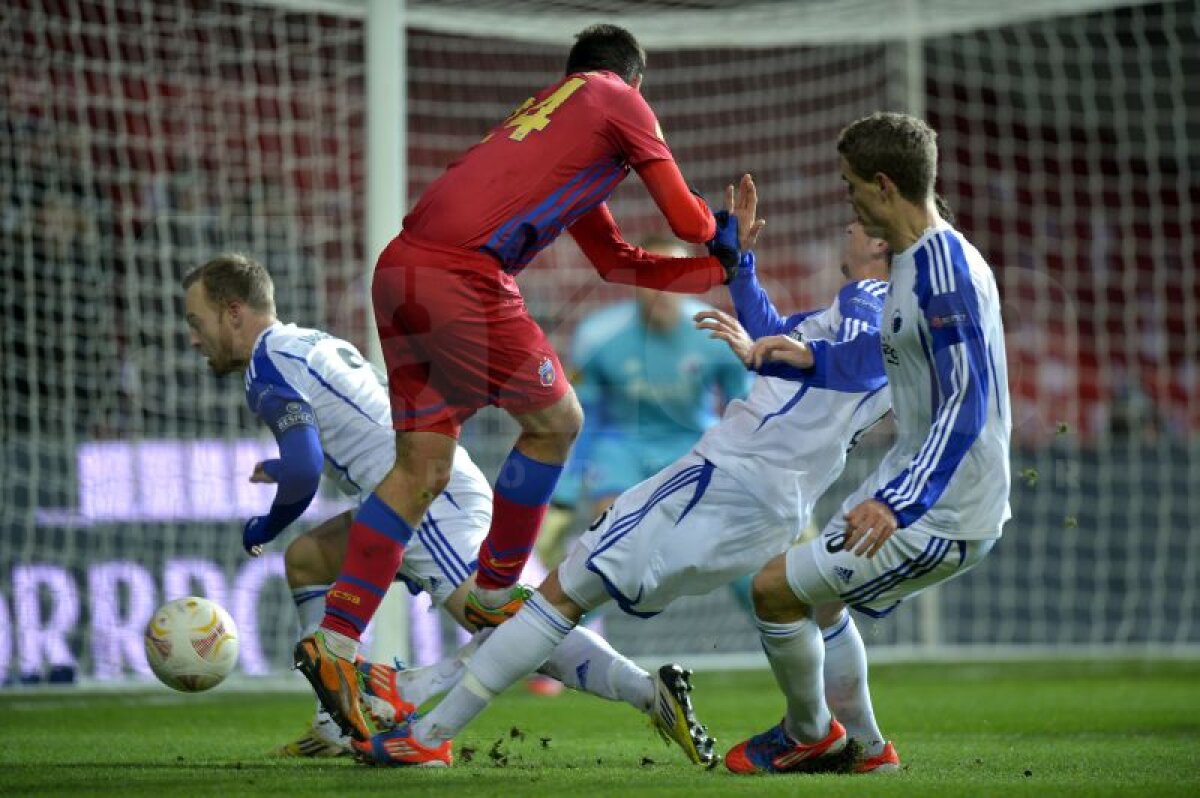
[468,390,582,626]
[374,431,458,521]
[285,512,352,590]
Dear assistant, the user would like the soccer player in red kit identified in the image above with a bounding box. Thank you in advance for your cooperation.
[295,23,758,743]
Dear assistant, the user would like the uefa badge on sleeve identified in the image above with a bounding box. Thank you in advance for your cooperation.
[538,357,556,388]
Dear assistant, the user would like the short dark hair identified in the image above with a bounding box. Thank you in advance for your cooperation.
[183,253,275,313]
[837,112,938,203]
[566,24,645,83]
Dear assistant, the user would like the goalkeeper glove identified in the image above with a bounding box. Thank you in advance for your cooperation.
[706,210,742,283]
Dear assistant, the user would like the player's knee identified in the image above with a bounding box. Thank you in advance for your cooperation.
[560,392,584,439]
[751,560,808,622]
[543,392,583,449]
[393,437,455,496]
[814,602,847,629]
[420,463,453,497]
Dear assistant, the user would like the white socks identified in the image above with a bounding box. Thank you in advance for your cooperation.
[757,615,832,743]
[822,610,885,756]
[543,625,655,712]
[393,652,468,708]
[412,590,574,746]
[319,627,359,660]
[291,584,331,640]
[378,624,655,719]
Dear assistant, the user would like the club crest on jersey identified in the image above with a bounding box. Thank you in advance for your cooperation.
[538,357,556,387]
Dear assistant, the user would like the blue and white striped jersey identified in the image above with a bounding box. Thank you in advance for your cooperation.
[872,224,1012,537]
[693,274,892,528]
[243,322,484,497]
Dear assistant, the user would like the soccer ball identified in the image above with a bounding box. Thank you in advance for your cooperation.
[144,596,239,692]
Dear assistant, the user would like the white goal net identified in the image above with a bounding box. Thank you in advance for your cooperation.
[1,0,1196,685]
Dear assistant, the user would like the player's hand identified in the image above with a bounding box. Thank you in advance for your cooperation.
[706,209,742,282]
[694,309,753,366]
[843,499,898,558]
[725,173,766,250]
[250,460,278,484]
[748,334,814,370]
[242,516,275,556]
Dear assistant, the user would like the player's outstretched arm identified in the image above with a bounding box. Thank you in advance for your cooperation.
[636,159,717,243]
[750,335,815,371]
[243,393,324,555]
[726,252,818,338]
[568,204,726,292]
[719,175,828,338]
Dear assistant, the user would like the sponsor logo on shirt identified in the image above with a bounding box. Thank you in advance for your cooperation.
[276,402,316,432]
[930,313,968,328]
[881,339,900,366]
[849,294,883,313]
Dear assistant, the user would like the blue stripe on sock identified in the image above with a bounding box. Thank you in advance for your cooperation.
[340,574,387,599]
[292,588,328,605]
[525,594,574,635]
[495,449,563,507]
[822,613,851,642]
[480,538,532,562]
[756,620,806,639]
[356,493,414,546]
[325,606,366,633]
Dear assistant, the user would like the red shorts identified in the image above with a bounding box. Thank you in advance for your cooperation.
[373,232,569,436]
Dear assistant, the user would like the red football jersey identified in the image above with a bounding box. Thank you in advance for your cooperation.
[402,70,674,274]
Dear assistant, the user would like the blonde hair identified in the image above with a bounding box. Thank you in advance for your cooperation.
[183,253,275,313]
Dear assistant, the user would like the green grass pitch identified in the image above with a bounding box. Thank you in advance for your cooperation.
[2,659,1197,797]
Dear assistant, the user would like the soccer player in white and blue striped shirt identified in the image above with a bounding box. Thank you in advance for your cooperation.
[724,113,1012,776]
[183,254,709,762]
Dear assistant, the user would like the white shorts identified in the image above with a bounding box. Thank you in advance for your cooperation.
[370,451,491,607]
[559,453,795,617]
[785,511,995,617]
